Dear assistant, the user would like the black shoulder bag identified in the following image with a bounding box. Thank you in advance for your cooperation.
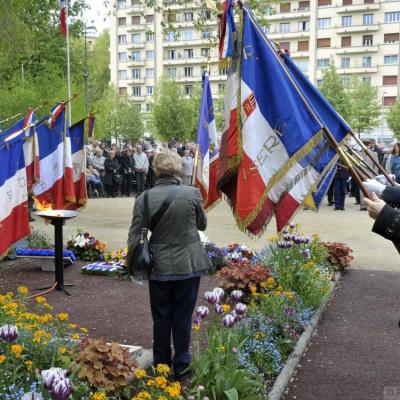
[131,186,180,277]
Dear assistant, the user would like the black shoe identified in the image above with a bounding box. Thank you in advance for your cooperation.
[29,216,35,222]
[360,207,367,211]
[328,202,333,206]
[354,202,360,205]
[173,368,193,382]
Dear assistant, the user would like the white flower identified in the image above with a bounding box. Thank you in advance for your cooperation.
[22,393,43,400]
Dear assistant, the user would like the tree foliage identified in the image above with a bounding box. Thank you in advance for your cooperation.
[387,99,400,139]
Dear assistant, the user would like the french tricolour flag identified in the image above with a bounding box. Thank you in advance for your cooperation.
[59,0,67,37]
[65,118,88,210]
[33,104,76,209]
[0,134,30,256]
[195,72,221,209]
[219,0,236,63]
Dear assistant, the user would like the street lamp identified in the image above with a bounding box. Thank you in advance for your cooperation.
[83,25,97,114]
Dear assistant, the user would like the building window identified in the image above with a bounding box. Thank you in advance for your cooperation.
[364,0,374,4]
[383,76,398,86]
[280,2,290,12]
[202,31,212,39]
[184,67,193,77]
[383,96,397,106]
[184,30,193,41]
[146,104,151,112]
[385,12,400,23]
[132,69,141,79]
[297,40,309,51]
[118,35,127,45]
[298,20,310,32]
[317,58,330,68]
[384,55,398,65]
[132,34,140,43]
[279,23,291,33]
[341,16,352,27]
[201,48,210,57]
[118,0,126,9]
[341,57,350,68]
[168,13,178,23]
[362,56,372,67]
[279,42,290,51]
[384,33,399,43]
[342,0,352,5]
[147,86,154,95]
[184,49,194,59]
[167,50,176,60]
[200,10,211,20]
[166,31,176,42]
[132,51,141,61]
[341,77,350,87]
[296,60,309,72]
[131,16,140,25]
[131,0,140,5]
[168,68,176,78]
[118,70,127,80]
[317,18,331,28]
[146,32,154,42]
[316,79,323,87]
[119,87,127,95]
[132,87,142,97]
[145,15,154,23]
[184,12,193,22]
[118,52,127,61]
[219,67,228,75]
[146,68,154,78]
[184,85,194,96]
[118,17,126,26]
[362,76,371,84]
[219,83,225,94]
[341,36,351,47]
[298,1,310,10]
[363,14,374,25]
[146,50,154,60]
[317,38,331,48]
[318,0,331,6]
[363,35,373,46]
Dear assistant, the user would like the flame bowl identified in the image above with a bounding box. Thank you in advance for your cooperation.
[35,210,80,220]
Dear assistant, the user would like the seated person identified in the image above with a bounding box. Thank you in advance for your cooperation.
[86,166,104,197]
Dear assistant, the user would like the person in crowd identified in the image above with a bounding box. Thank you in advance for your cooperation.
[369,139,384,166]
[127,150,211,380]
[181,150,194,185]
[121,148,135,197]
[151,143,159,153]
[104,150,121,197]
[389,143,400,183]
[133,144,149,195]
[86,165,104,197]
[92,148,106,176]
[146,149,156,189]
[383,144,394,174]
[334,161,349,210]
[99,142,108,158]
[327,178,335,206]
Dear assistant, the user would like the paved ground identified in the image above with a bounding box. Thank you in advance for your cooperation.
[31,196,399,271]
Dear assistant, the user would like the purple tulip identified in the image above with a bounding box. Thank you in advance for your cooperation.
[204,291,219,304]
[41,368,68,391]
[222,313,236,328]
[283,234,292,242]
[235,303,247,316]
[0,324,18,342]
[304,237,311,244]
[50,378,72,400]
[231,290,243,302]
[303,249,311,260]
[196,306,209,320]
[212,287,224,301]
[289,222,296,229]
[215,304,224,314]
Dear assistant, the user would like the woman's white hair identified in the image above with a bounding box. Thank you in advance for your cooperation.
[153,150,183,177]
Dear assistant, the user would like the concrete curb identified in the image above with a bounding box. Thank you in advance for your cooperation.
[268,271,342,400]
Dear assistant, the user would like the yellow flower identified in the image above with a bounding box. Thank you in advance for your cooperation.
[146,379,156,387]
[11,344,23,358]
[263,293,270,299]
[4,302,18,310]
[17,286,29,295]
[165,382,181,398]
[252,293,260,299]
[25,360,33,371]
[284,291,295,300]
[71,333,80,340]
[0,355,6,364]
[35,296,46,304]
[249,286,257,294]
[254,331,265,340]
[158,397,168,400]
[192,323,200,331]
[136,391,151,399]
[80,327,89,334]
[56,313,69,321]
[222,304,231,313]
[312,233,320,241]
[156,363,170,376]
[155,376,167,389]
[218,345,226,352]
[134,368,147,379]
[267,235,279,242]
[69,323,78,329]
[92,392,107,400]
[58,347,67,354]
[39,314,53,324]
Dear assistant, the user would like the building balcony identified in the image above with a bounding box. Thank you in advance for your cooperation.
[163,56,219,66]
[336,1,380,13]
[163,38,214,48]
[268,30,310,40]
[162,1,197,10]
[126,5,145,14]
[127,60,145,67]
[127,43,146,50]
[266,8,310,21]
[127,25,144,32]
[335,45,378,54]
[209,74,227,82]
[131,96,146,102]
[291,51,310,58]
[127,78,146,85]
[337,64,378,74]
[336,24,379,34]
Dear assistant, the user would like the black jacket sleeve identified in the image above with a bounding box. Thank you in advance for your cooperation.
[372,204,400,243]
[382,186,400,209]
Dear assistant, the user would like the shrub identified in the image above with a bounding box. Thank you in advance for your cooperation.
[323,242,354,271]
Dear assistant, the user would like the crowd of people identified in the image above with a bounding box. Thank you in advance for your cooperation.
[85,140,197,198]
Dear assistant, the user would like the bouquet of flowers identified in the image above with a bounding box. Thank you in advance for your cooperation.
[104,248,128,267]
[223,244,257,265]
[66,231,106,261]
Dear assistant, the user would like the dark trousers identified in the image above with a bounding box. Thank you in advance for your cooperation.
[136,172,146,194]
[327,179,335,205]
[123,174,134,196]
[334,178,347,209]
[149,277,200,375]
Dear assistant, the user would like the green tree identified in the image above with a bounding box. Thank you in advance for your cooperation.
[150,77,198,142]
[348,77,381,136]
[387,98,400,139]
[96,86,144,142]
[319,61,351,122]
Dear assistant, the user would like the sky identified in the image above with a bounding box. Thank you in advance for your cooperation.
[83,0,111,34]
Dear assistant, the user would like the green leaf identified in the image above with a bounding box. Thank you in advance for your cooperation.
[224,388,239,400]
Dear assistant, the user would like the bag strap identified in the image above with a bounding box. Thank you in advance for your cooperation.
[142,191,149,231]
[150,186,181,232]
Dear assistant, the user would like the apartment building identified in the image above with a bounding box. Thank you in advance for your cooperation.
[110,0,400,138]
